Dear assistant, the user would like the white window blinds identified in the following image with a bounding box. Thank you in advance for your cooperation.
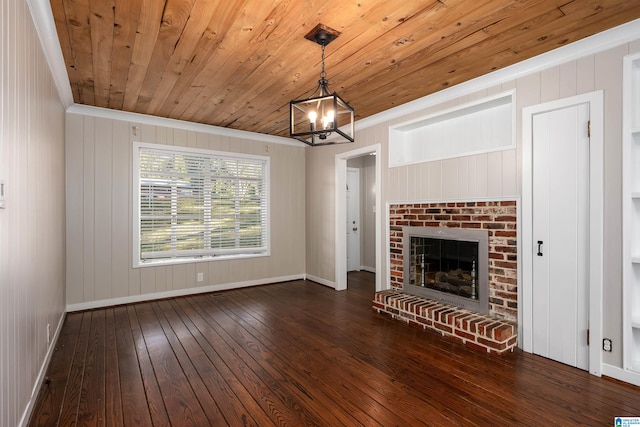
[134,143,268,265]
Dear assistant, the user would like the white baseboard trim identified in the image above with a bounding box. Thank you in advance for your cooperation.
[360,266,376,274]
[602,363,640,387]
[304,274,336,289]
[19,311,66,427]
[66,274,305,312]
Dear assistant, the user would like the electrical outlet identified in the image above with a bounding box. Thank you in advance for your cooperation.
[197,272,204,282]
[46,323,50,345]
[603,338,612,352]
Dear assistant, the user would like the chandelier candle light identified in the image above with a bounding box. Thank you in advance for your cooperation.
[290,24,355,146]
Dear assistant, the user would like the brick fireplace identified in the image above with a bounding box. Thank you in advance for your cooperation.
[373,200,518,354]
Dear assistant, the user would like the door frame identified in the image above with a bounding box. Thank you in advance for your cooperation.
[346,167,361,272]
[335,144,382,291]
[522,91,603,376]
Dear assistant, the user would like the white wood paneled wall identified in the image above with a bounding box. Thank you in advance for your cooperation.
[0,1,66,426]
[65,112,306,308]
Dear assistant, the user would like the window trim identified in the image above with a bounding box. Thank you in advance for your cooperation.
[132,141,270,268]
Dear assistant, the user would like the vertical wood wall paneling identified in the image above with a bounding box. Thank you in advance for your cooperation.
[172,263,187,290]
[576,55,595,93]
[111,120,130,299]
[428,162,442,200]
[596,44,627,368]
[457,156,470,199]
[67,114,306,306]
[140,267,156,295]
[1,0,66,425]
[559,61,578,98]
[441,158,458,199]
[94,117,113,301]
[540,67,561,102]
[83,117,96,302]
[128,123,142,296]
[362,155,376,271]
[487,151,503,197]
[66,114,84,304]
[406,163,417,201]
[502,150,518,196]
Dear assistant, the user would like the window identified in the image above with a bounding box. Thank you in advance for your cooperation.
[133,142,269,267]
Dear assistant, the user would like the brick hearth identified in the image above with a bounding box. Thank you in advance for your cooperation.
[373,290,517,354]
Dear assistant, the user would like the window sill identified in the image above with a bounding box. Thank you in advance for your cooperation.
[134,251,270,268]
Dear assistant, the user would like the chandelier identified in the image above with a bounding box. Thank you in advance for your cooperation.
[290,24,355,146]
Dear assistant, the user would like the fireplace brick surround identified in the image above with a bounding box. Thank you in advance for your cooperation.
[373,200,518,354]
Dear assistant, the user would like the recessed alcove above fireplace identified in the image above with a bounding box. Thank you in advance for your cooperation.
[403,226,489,315]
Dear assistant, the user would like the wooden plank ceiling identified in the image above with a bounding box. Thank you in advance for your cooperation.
[50,0,640,138]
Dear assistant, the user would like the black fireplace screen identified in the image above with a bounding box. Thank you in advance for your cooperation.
[410,236,479,300]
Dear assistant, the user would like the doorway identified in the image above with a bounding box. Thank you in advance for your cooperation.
[522,91,603,376]
[335,144,382,291]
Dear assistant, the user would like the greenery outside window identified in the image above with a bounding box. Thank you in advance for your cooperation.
[133,142,269,267]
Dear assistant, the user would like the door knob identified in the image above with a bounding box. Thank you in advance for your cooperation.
[353,227,358,232]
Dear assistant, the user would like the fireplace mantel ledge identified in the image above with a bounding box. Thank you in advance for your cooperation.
[373,290,517,354]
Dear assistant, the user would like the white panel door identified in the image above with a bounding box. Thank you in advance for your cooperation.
[532,103,590,370]
[347,168,360,272]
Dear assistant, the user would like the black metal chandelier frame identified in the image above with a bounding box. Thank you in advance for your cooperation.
[289,24,355,146]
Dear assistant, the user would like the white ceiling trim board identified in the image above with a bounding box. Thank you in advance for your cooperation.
[27,0,74,108]
[67,104,302,146]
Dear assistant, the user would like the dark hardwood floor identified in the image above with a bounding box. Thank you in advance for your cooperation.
[30,271,640,426]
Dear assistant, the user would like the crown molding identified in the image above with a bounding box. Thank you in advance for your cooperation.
[67,104,302,146]
[27,0,74,108]
[355,18,640,131]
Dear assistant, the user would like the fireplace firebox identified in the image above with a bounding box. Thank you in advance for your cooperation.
[402,226,489,314]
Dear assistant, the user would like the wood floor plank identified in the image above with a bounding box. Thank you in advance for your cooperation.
[150,300,235,426]
[104,309,124,426]
[113,306,154,427]
[219,288,428,426]
[187,296,332,426]
[29,313,84,426]
[196,293,374,426]
[133,303,211,426]
[29,272,640,427]
[299,286,537,423]
[230,282,485,425]
[158,298,276,426]
[76,311,106,426]
[57,312,92,426]
[173,296,301,427]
